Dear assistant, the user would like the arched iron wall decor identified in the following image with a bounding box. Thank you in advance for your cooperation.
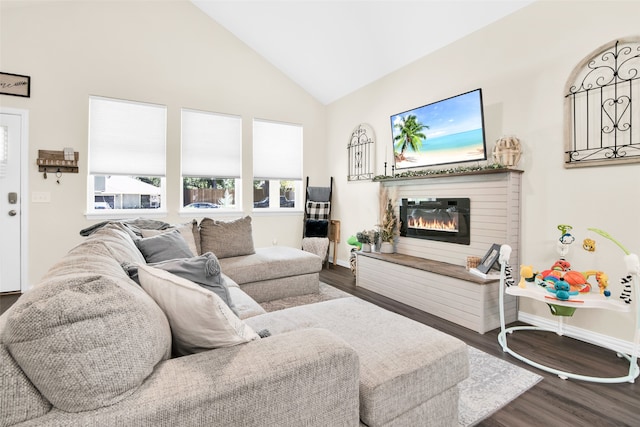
[347,123,375,181]
[564,38,640,168]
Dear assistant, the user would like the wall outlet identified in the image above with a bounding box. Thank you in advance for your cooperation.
[32,192,51,203]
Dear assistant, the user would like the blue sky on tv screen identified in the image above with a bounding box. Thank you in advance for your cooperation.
[392,90,483,140]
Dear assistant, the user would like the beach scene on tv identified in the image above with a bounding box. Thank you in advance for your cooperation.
[392,90,487,169]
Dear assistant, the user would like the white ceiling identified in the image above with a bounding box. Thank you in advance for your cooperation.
[192,1,534,105]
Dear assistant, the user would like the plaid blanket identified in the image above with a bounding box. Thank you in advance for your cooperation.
[306,201,330,220]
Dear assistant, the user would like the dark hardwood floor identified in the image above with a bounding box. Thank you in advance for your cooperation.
[320,265,639,427]
[2,267,638,426]
[0,292,20,316]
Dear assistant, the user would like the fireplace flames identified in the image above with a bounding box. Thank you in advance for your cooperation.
[408,216,459,232]
[401,198,470,245]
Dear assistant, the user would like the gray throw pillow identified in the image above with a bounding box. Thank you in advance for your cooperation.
[135,229,194,263]
[199,216,255,259]
[124,253,238,315]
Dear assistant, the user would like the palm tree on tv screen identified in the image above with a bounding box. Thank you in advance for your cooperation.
[393,114,428,161]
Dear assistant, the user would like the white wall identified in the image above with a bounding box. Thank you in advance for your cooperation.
[0,0,327,283]
[326,1,640,342]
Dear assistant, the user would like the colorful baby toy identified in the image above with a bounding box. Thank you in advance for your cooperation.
[545,278,579,301]
[518,265,534,288]
[583,238,596,252]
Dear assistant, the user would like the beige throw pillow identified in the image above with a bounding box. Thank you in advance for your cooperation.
[199,216,255,259]
[138,265,260,356]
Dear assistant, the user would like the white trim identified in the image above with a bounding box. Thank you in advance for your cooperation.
[85,210,168,221]
[518,311,636,356]
[178,208,245,219]
[1,107,29,292]
[251,209,303,217]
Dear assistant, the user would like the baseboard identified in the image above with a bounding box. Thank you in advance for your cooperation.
[327,256,351,270]
[518,311,637,355]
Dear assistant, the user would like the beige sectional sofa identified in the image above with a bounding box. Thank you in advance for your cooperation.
[0,217,469,426]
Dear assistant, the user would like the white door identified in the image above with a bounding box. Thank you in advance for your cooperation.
[0,112,24,293]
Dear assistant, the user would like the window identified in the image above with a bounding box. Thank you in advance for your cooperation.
[181,109,242,210]
[253,119,303,210]
[88,96,166,213]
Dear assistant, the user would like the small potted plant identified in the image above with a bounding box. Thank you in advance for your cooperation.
[356,230,373,252]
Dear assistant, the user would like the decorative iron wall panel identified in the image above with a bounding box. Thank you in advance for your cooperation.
[347,123,375,181]
[564,39,640,167]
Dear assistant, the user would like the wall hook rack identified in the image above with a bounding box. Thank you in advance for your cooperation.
[37,149,79,175]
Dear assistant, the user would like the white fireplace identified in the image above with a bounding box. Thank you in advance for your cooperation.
[381,169,522,269]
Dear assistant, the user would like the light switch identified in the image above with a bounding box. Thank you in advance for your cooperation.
[32,192,51,203]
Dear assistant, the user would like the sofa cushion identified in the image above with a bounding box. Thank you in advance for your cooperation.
[138,265,260,356]
[245,297,469,427]
[136,229,194,263]
[2,275,171,413]
[42,241,135,284]
[125,253,237,315]
[199,216,255,258]
[0,309,52,425]
[227,288,267,320]
[219,246,322,285]
[140,221,199,259]
[86,223,147,266]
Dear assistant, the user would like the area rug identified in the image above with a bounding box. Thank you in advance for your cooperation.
[458,346,542,426]
[262,282,542,426]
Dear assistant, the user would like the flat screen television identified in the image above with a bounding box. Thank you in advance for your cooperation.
[391,88,487,169]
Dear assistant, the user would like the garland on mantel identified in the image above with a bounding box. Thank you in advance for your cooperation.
[373,163,509,181]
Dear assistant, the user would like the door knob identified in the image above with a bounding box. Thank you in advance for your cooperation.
[8,210,16,216]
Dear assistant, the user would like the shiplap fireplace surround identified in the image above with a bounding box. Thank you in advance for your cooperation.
[356,169,522,333]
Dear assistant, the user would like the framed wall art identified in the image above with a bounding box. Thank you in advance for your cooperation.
[0,72,31,97]
[476,243,501,274]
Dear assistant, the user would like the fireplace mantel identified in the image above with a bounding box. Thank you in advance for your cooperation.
[374,167,523,184]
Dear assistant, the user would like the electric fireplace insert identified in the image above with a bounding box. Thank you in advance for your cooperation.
[400,197,470,245]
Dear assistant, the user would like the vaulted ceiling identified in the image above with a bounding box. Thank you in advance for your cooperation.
[192,1,534,105]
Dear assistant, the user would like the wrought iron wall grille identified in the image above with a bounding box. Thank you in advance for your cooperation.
[564,39,640,167]
[347,123,375,181]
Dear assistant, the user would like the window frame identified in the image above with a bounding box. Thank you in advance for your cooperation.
[86,96,167,217]
[86,176,167,219]
[252,118,304,213]
[251,179,303,214]
[180,109,243,215]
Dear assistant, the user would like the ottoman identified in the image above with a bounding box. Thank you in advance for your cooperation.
[245,297,469,426]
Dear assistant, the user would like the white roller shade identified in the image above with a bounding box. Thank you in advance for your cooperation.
[181,109,241,178]
[253,119,302,180]
[89,96,166,176]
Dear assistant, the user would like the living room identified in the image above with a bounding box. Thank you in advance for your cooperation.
[1,0,639,425]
